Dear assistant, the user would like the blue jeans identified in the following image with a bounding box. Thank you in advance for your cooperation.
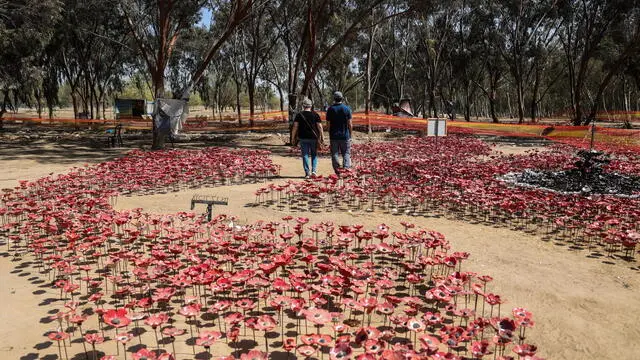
[330,139,351,174]
[300,139,318,176]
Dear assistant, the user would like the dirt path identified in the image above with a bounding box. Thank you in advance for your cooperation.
[0,141,638,359]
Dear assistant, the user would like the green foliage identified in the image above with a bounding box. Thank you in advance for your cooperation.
[58,83,73,108]
[114,78,154,100]
[0,0,62,116]
[167,26,213,97]
[188,92,204,106]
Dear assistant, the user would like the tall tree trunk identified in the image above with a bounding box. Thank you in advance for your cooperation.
[0,90,8,130]
[488,87,499,123]
[151,70,165,149]
[464,86,472,122]
[422,82,428,119]
[365,15,376,134]
[248,84,255,127]
[530,101,538,123]
[585,69,619,125]
[287,93,297,145]
[568,64,577,124]
[235,82,242,126]
[45,81,56,120]
[530,67,540,123]
[573,89,583,125]
[277,87,284,112]
[506,89,513,119]
[90,86,95,120]
[36,89,43,119]
[516,80,525,124]
[623,78,632,128]
[94,88,102,120]
[72,93,78,119]
[429,87,437,118]
[84,78,91,118]
[572,54,590,125]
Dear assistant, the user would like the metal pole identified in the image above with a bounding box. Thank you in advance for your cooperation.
[435,119,439,151]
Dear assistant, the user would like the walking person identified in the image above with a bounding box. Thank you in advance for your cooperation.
[290,97,324,178]
[326,91,353,175]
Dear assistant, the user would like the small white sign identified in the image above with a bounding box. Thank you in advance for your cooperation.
[427,118,447,136]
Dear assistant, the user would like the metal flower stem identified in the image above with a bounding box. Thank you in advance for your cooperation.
[154,327,160,351]
[280,308,285,346]
[115,328,119,355]
[188,320,195,354]
[78,325,88,358]
[57,341,63,360]
[171,336,177,358]
[136,320,142,344]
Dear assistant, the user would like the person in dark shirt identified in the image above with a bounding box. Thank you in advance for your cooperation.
[326,91,353,175]
[290,97,324,178]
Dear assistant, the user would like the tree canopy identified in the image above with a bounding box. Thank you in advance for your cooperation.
[3,0,640,127]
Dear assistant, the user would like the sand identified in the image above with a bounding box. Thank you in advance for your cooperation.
[0,138,639,360]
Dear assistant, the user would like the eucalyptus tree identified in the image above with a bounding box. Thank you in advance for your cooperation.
[120,0,257,147]
[583,5,640,124]
[448,0,486,122]
[260,45,288,112]
[559,0,640,125]
[121,0,207,99]
[279,0,410,110]
[82,1,134,119]
[198,55,235,120]
[463,0,506,122]
[41,50,61,119]
[361,7,385,115]
[412,0,475,119]
[317,41,363,108]
[226,33,246,124]
[166,27,213,98]
[527,29,565,122]
[357,1,415,113]
[496,0,561,123]
[563,0,640,125]
[269,0,304,113]
[47,0,133,119]
[0,0,61,125]
[239,2,281,125]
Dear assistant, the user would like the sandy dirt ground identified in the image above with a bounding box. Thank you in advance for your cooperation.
[0,138,639,360]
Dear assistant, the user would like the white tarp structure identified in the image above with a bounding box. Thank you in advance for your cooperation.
[153,98,189,146]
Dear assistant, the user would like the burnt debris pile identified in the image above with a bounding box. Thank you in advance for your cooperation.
[503,150,640,197]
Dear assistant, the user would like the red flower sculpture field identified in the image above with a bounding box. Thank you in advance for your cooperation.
[0,145,546,359]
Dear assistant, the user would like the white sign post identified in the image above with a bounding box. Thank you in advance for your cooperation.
[427,118,447,149]
[427,118,447,136]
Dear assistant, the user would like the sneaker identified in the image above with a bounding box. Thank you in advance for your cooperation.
[311,172,317,177]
